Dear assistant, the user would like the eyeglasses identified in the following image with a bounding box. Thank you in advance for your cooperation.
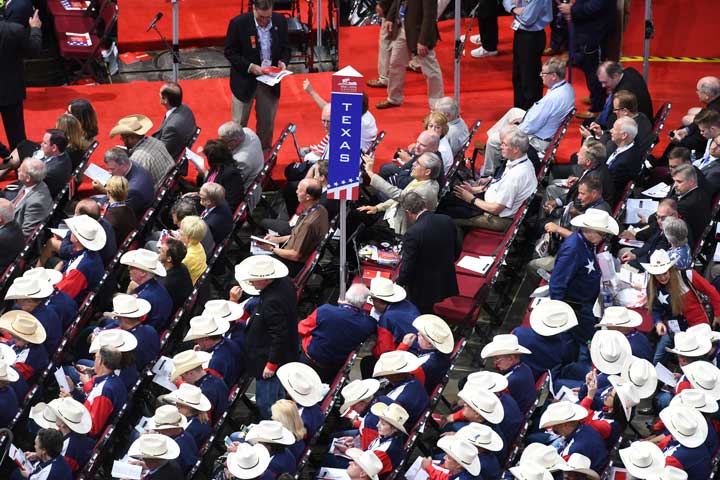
[540,71,552,76]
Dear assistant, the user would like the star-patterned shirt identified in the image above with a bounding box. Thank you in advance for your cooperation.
[550,231,602,304]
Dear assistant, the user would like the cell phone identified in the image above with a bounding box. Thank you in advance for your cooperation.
[224,436,233,446]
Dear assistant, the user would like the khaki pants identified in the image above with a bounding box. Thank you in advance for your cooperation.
[455,213,513,232]
[527,255,556,276]
[378,25,393,82]
[232,83,279,151]
[387,24,444,107]
[482,107,550,175]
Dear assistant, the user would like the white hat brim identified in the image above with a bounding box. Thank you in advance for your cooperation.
[640,257,679,276]
[509,465,554,480]
[29,403,58,430]
[128,436,180,460]
[570,213,619,235]
[456,423,504,452]
[369,403,408,434]
[340,379,381,414]
[0,315,46,344]
[597,309,643,329]
[120,251,167,277]
[437,436,481,476]
[457,389,504,425]
[50,401,93,434]
[169,391,212,412]
[369,283,407,303]
[590,331,631,375]
[620,356,658,399]
[372,352,423,378]
[681,361,720,401]
[346,448,381,480]
[529,300,578,336]
[227,446,271,480]
[539,402,589,428]
[412,316,454,354]
[0,343,17,365]
[104,297,152,319]
[480,343,531,358]
[202,301,246,323]
[669,392,719,414]
[5,280,53,300]
[277,362,324,407]
[89,328,138,354]
[148,413,188,431]
[183,317,231,342]
[65,216,107,251]
[659,406,709,448]
[246,426,296,446]
[619,443,665,480]
[465,371,509,394]
[23,268,63,285]
[234,257,289,284]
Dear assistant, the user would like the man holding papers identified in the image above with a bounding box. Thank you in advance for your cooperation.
[91,148,154,217]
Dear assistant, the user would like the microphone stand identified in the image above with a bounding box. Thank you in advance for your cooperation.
[149,8,180,82]
[454,0,481,108]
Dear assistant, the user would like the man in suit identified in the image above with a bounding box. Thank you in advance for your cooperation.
[92,148,154,217]
[38,129,72,198]
[198,182,233,243]
[671,164,711,243]
[152,81,197,161]
[545,138,613,207]
[668,76,720,156]
[592,61,653,126]
[13,157,51,237]
[583,90,654,157]
[699,133,720,197]
[605,116,642,206]
[0,11,41,150]
[218,121,264,210]
[0,199,23,272]
[224,0,291,152]
[1,0,33,25]
[158,238,193,312]
[396,191,460,313]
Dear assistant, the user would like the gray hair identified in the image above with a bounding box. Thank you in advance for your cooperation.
[434,97,459,120]
[672,163,697,184]
[0,199,14,224]
[504,128,530,153]
[23,158,47,183]
[663,217,688,247]
[344,283,370,308]
[600,61,624,78]
[200,182,226,205]
[104,147,131,166]
[400,191,427,214]
[419,152,442,180]
[217,121,246,143]
[698,77,720,99]
[583,138,607,166]
[423,131,440,151]
[544,57,567,78]
[615,116,638,141]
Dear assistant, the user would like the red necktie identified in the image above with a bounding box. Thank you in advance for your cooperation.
[12,188,26,207]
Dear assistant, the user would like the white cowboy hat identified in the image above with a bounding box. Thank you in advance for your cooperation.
[520,443,568,471]
[120,249,167,277]
[109,114,153,137]
[538,401,588,428]
[23,267,63,286]
[202,299,245,323]
[412,315,454,353]
[686,323,720,343]
[666,331,712,357]
[640,249,678,275]
[372,351,423,377]
[658,405,708,448]
[0,343,16,365]
[0,310,46,344]
[651,466,688,480]
[104,294,151,319]
[596,306,643,329]
[590,329,632,375]
[166,383,212,412]
[246,420,296,445]
[620,356,657,399]
[128,434,180,460]
[49,397,92,434]
[465,371,509,393]
[227,443,271,480]
[456,422,503,452]
[509,462,554,480]
[5,277,53,300]
[65,214,106,251]
[147,405,187,431]
[529,300,578,336]
[570,208,619,235]
[340,379,381,414]
[30,401,59,430]
[670,388,719,414]
[370,402,409,434]
[619,441,665,479]
[368,277,406,303]
[481,334,531,358]
[346,448,383,480]
[234,256,289,284]
[457,387,504,425]
[607,375,640,421]
[437,435,481,476]
[558,453,600,480]
[89,328,138,353]
[681,361,720,400]
[183,315,231,342]
[277,362,324,407]
[170,349,206,381]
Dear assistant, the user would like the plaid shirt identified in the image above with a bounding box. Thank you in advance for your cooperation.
[129,136,174,189]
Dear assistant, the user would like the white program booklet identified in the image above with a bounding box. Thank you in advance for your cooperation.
[184,147,205,170]
[655,363,678,387]
[457,255,494,275]
[641,182,670,198]
[317,467,351,480]
[84,163,112,185]
[151,356,177,391]
[257,69,293,86]
[111,460,143,479]
[624,198,659,224]
[55,367,71,392]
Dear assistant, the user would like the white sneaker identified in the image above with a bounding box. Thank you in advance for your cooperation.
[470,46,498,58]
[459,34,482,45]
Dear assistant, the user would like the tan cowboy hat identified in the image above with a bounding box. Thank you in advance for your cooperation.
[49,397,92,434]
[23,267,63,286]
[529,300,578,336]
[640,249,678,275]
[227,443,271,480]
[558,454,600,480]
[368,277,406,303]
[147,405,188,431]
[5,277,53,300]
[30,401,59,430]
[670,388,719,414]
[340,379,381,414]
[89,328,138,354]
[457,387,504,425]
[65,214,107,251]
[0,310,46,344]
[607,375,640,421]
[465,371,509,393]
[658,406,708,448]
[666,331,712,357]
[166,383,212,412]
[569,208,619,235]
[437,436,481,476]
[596,306,643,329]
[170,349,206,381]
[681,361,720,400]
[277,362,324,407]
[346,449,383,480]
[183,315,231,342]
[520,443,568,471]
[120,249,167,277]
[589,329,632,375]
[456,422,503,452]
[686,323,720,343]
[128,434,180,460]
[481,334,531,358]
[202,299,245,323]
[509,462,554,480]
[369,402,409,434]
[619,441,665,479]
[234,256,289,284]
[412,315,454,353]
[109,114,153,137]
[0,360,20,383]
[620,356,657,399]
[246,420,296,445]
[372,351,423,377]
[104,294,151,319]
[538,400,588,428]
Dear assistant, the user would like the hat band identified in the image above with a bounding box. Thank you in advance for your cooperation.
[673,345,700,353]
[239,457,260,470]
[248,268,278,278]
[600,350,621,363]
[144,445,168,456]
[59,411,82,425]
[288,377,313,397]
[12,320,36,336]
[350,387,370,402]
[118,307,140,315]
[179,396,201,406]
[75,229,96,242]
[693,375,717,390]
[43,411,55,422]
[422,326,445,345]
[155,420,182,427]
[19,286,42,296]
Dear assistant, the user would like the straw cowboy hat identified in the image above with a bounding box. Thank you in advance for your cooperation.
[686,323,720,343]
[234,256,289,285]
[372,351,423,377]
[277,362,324,407]
[167,383,212,412]
[620,356,657,399]
[170,349,206,381]
[346,448,384,480]
[456,422,503,452]
[246,420,296,445]
[589,329,632,375]
[23,267,62,286]
[519,443,568,471]
[0,310,46,344]
[128,434,180,460]
[569,208,619,235]
[681,361,720,400]
[89,328,138,353]
[340,379,381,414]
[529,300,578,336]
[412,315,454,353]
[669,388,719,414]
[49,397,92,434]
[509,462,554,480]
[640,249,678,276]
[618,441,665,480]
[596,306,643,329]
[558,454,600,480]
[30,401,59,430]
[202,299,245,323]
[227,443,271,480]
[465,371,509,393]
[666,331,712,357]
[369,402,410,434]
[368,277,406,303]
[651,467,688,480]
[481,334,531,358]
[607,375,640,421]
[120,249,167,277]
[104,294,151,319]
[65,214,106,251]
[539,401,588,429]
[109,114,153,137]
[437,436,481,476]
[658,406,708,448]
[147,405,188,431]
[457,387,504,425]
[5,277,53,300]
[183,315,231,342]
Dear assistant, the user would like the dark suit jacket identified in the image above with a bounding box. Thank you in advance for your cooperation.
[603,113,653,158]
[675,187,711,243]
[125,161,154,217]
[146,460,184,480]
[104,203,137,245]
[0,21,40,105]
[198,165,245,212]
[14,181,51,237]
[386,0,438,50]
[700,161,720,198]
[202,202,233,243]
[160,264,193,312]
[680,96,720,154]
[1,0,32,25]
[44,151,72,198]
[396,212,461,307]
[224,12,291,102]
[567,164,614,204]
[607,144,642,205]
[152,104,197,160]
[568,0,614,52]
[604,68,654,127]
[0,221,23,272]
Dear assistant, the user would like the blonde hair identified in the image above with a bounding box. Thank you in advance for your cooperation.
[423,111,449,138]
[56,113,90,151]
[271,399,306,441]
[647,268,684,317]
[176,402,209,424]
[105,175,129,202]
[180,216,207,243]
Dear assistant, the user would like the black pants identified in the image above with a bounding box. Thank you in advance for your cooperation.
[575,45,604,112]
[476,0,507,52]
[513,29,546,110]
[0,102,26,150]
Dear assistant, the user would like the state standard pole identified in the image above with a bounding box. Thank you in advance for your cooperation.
[339,200,347,298]
[172,0,180,82]
[643,0,653,82]
[317,0,323,48]
[453,0,461,106]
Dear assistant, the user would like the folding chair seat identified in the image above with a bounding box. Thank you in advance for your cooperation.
[461,229,506,256]
[433,272,491,323]
[47,0,98,17]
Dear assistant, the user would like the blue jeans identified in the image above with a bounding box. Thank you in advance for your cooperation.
[653,333,674,366]
[256,375,285,420]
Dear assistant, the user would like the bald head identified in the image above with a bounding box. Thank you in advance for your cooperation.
[297,178,323,205]
[414,130,440,156]
[697,76,720,103]
[321,104,331,132]
[75,198,101,219]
